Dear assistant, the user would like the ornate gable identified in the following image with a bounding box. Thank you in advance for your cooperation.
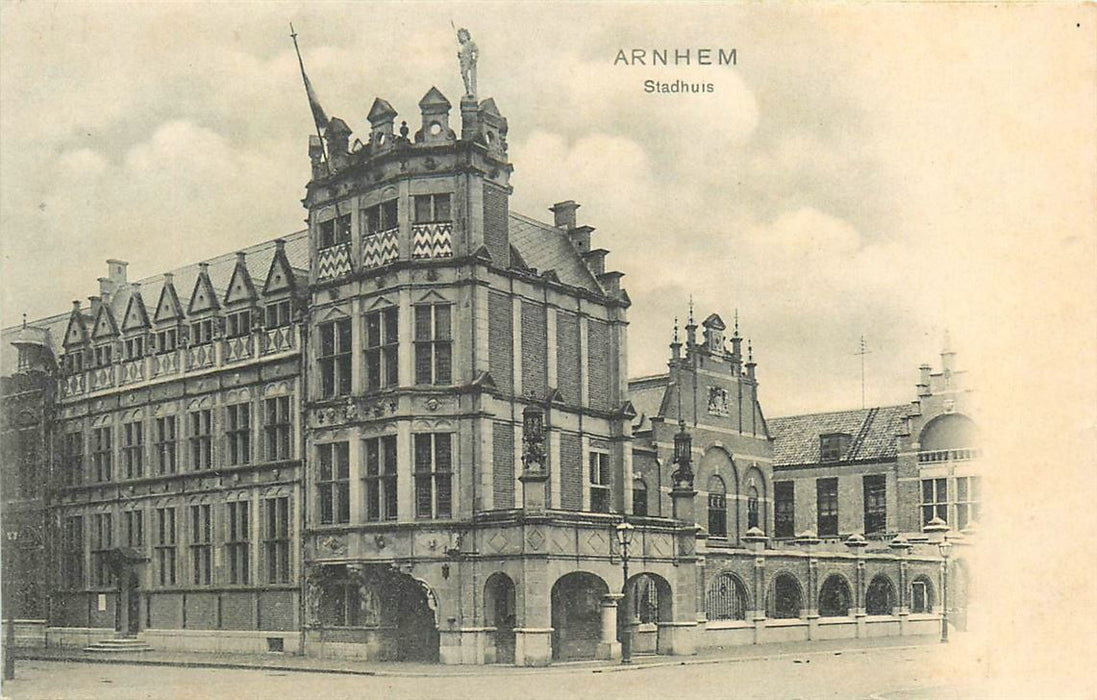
[187,263,220,315]
[121,288,151,332]
[154,274,184,323]
[91,302,120,340]
[262,240,296,296]
[62,303,90,348]
[224,252,258,306]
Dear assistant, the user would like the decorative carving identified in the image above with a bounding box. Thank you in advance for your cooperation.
[456,27,478,98]
[707,386,729,416]
[318,535,346,556]
[425,397,440,412]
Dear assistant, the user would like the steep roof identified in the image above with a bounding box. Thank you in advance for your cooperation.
[508,212,603,293]
[628,373,670,432]
[1,230,308,374]
[768,405,909,467]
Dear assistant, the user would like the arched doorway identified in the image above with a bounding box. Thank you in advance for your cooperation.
[623,572,672,655]
[768,573,803,619]
[819,574,852,617]
[866,574,897,615]
[910,575,935,614]
[312,564,440,662]
[707,572,750,621]
[484,572,516,664]
[551,572,608,661]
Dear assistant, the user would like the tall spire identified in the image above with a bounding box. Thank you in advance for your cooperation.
[670,316,682,361]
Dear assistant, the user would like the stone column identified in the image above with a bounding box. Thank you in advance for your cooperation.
[806,555,819,640]
[596,594,623,660]
[751,549,766,645]
[671,486,696,524]
[854,559,867,638]
[514,553,552,666]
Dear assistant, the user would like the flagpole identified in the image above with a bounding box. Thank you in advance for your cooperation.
[290,23,344,240]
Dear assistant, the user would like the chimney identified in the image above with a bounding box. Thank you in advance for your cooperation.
[917,363,932,397]
[582,249,607,275]
[107,259,128,286]
[88,295,102,316]
[274,238,286,253]
[745,341,757,381]
[550,200,579,230]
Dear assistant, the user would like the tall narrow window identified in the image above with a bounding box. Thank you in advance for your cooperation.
[226,310,252,338]
[189,410,212,470]
[123,509,144,548]
[632,478,648,517]
[365,199,399,234]
[588,452,610,513]
[226,501,250,585]
[154,507,177,586]
[365,307,399,391]
[124,336,145,360]
[921,478,948,526]
[65,431,85,486]
[319,214,351,249]
[747,486,760,529]
[319,319,352,398]
[364,435,398,521]
[122,420,144,479]
[413,193,452,223]
[226,403,251,466]
[92,513,113,587]
[774,480,795,538]
[318,442,350,524]
[863,474,887,535]
[955,476,981,530]
[264,397,292,462]
[92,426,113,482]
[264,497,291,584]
[816,477,839,537]
[265,300,292,329]
[154,416,177,475]
[62,516,84,589]
[413,305,452,385]
[707,475,728,537]
[189,504,212,585]
[189,319,214,346]
[155,328,178,354]
[94,344,113,367]
[414,433,452,519]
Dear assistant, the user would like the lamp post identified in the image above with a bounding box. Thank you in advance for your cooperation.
[615,520,635,664]
[938,535,953,643]
[4,528,19,680]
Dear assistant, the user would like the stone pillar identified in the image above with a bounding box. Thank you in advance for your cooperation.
[898,558,910,635]
[671,486,696,524]
[854,559,867,638]
[596,594,622,660]
[806,555,819,640]
[520,471,549,513]
[751,548,766,644]
[515,554,552,666]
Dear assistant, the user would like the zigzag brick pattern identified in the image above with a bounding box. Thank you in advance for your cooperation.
[411,223,453,259]
[317,243,352,281]
[362,229,399,269]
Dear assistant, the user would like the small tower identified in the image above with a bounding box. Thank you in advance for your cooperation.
[367,98,397,150]
[325,117,352,170]
[12,319,55,374]
[416,87,455,144]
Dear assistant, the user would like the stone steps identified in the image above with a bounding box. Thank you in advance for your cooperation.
[83,637,154,653]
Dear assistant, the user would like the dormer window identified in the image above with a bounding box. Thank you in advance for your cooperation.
[319,214,351,250]
[94,344,113,367]
[413,194,451,224]
[819,433,851,462]
[226,310,252,338]
[365,199,398,234]
[155,328,178,354]
[265,300,291,329]
[64,352,84,374]
[190,319,214,346]
[124,337,145,360]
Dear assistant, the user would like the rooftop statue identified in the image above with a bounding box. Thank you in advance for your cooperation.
[456,27,478,98]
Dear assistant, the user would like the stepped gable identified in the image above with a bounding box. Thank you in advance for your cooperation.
[768,404,909,466]
[508,212,602,293]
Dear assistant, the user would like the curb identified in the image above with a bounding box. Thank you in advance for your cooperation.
[15,639,940,679]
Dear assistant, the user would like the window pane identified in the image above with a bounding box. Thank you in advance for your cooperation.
[414,307,432,340]
[435,305,451,339]
[434,194,451,222]
[434,434,451,472]
[414,195,431,223]
[435,343,452,384]
[414,435,432,472]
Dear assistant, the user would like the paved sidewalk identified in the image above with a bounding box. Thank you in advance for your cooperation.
[15,634,946,678]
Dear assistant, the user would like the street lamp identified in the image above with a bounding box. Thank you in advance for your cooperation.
[615,519,636,664]
[938,535,953,643]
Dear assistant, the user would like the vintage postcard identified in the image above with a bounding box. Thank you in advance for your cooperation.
[1,2,1093,698]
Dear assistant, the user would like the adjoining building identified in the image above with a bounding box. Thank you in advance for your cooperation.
[0,45,976,664]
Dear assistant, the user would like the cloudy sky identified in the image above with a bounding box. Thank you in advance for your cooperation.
[0,2,1092,419]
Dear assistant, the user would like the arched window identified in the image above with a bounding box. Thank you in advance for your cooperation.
[631,573,661,624]
[866,575,896,615]
[910,576,935,613]
[707,475,727,537]
[706,572,748,621]
[770,573,803,619]
[632,478,648,517]
[819,575,852,617]
[747,485,760,529]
